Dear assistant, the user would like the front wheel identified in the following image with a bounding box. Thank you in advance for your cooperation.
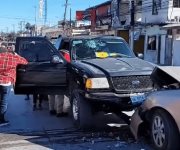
[71,90,93,129]
[150,109,180,150]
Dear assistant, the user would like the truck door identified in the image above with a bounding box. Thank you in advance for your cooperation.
[15,37,67,95]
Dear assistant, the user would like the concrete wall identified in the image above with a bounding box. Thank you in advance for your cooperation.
[173,40,180,66]
[142,0,169,23]
[119,2,130,25]
[160,35,166,64]
[144,26,167,64]
[168,8,180,22]
[167,1,180,22]
[96,4,110,16]
[142,0,180,23]
[119,1,141,26]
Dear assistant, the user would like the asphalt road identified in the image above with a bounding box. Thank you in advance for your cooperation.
[0,91,153,150]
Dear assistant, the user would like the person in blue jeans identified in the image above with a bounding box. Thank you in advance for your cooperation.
[0,47,28,126]
[0,85,12,126]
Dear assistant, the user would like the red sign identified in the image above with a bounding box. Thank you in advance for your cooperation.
[76,11,84,21]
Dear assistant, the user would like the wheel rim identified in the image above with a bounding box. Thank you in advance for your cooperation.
[152,115,166,148]
[72,97,78,121]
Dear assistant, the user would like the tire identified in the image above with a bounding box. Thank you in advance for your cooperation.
[150,109,180,150]
[71,89,93,129]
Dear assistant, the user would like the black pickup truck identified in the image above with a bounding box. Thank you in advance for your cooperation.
[15,35,155,128]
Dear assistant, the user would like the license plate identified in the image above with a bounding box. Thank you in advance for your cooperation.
[130,93,145,105]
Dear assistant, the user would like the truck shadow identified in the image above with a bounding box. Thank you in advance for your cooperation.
[0,94,152,149]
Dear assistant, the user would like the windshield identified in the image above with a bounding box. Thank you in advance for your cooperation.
[71,38,135,60]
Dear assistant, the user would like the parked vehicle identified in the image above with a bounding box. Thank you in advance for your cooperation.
[15,35,155,128]
[130,66,180,150]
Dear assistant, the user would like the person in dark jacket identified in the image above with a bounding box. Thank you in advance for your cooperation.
[33,94,48,111]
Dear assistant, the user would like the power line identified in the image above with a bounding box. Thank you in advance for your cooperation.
[119,0,170,16]
[0,16,58,23]
[117,2,173,17]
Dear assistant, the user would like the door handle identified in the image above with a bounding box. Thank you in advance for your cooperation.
[18,69,26,72]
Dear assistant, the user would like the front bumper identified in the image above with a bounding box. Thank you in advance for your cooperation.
[84,92,145,110]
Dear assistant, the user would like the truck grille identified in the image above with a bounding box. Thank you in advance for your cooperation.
[111,76,153,93]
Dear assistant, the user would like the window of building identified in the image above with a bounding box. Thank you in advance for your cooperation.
[152,0,161,15]
[107,5,111,15]
[167,29,172,35]
[147,36,156,50]
[177,29,180,34]
[152,0,158,15]
[173,0,180,7]
[137,0,142,6]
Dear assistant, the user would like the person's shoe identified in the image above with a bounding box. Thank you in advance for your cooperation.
[49,110,56,115]
[33,105,37,111]
[0,120,9,127]
[25,95,30,100]
[56,112,68,117]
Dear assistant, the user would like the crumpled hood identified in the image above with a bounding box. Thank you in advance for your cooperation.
[152,66,180,82]
[81,57,155,76]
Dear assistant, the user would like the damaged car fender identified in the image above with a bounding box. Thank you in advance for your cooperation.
[130,90,180,139]
[130,108,143,140]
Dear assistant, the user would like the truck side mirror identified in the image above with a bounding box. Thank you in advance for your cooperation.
[136,53,144,59]
[51,55,63,64]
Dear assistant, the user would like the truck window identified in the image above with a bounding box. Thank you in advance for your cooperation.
[19,40,54,62]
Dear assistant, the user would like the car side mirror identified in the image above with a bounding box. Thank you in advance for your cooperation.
[136,53,144,59]
[51,55,63,64]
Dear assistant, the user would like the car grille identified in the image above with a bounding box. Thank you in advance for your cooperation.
[111,76,153,93]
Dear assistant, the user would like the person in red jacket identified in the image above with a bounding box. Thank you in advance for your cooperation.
[0,47,28,126]
[60,50,71,62]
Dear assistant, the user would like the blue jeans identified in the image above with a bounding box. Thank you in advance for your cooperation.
[0,85,11,115]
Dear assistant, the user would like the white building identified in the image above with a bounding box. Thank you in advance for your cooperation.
[116,0,145,55]
[75,20,91,28]
[142,0,180,24]
[117,0,180,65]
[140,0,180,65]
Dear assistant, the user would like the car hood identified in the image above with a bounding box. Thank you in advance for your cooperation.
[151,66,180,86]
[80,57,154,76]
[153,66,180,82]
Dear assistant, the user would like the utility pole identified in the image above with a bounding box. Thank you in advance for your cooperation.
[44,0,47,25]
[70,8,71,28]
[34,6,37,36]
[19,21,25,33]
[63,0,68,30]
[130,0,135,50]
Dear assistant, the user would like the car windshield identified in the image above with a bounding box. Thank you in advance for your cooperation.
[71,38,135,60]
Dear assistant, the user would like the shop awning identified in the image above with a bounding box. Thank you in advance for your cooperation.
[161,23,180,29]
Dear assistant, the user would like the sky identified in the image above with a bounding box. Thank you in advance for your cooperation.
[0,0,107,33]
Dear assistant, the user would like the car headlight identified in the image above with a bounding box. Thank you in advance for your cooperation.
[85,78,109,89]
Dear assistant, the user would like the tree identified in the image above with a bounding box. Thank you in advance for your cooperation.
[25,22,31,31]
[7,32,16,41]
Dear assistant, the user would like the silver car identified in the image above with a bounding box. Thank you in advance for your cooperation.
[130,66,180,150]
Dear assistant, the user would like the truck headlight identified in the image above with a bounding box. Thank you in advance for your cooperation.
[85,78,109,89]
